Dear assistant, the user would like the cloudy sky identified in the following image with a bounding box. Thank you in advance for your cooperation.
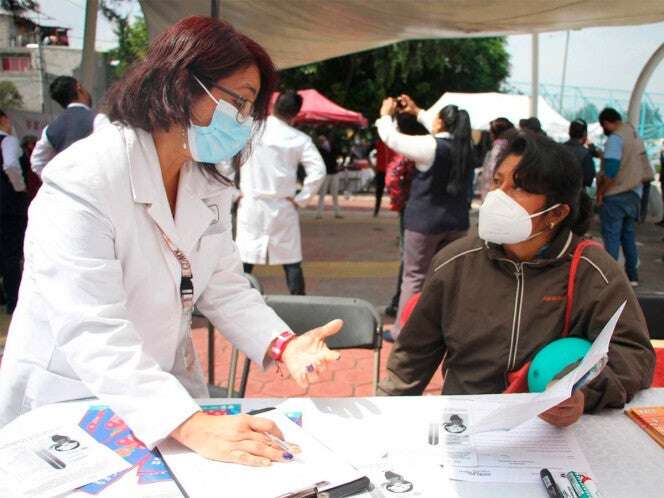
[38,1,664,96]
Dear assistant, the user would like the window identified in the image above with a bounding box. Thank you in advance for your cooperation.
[1,55,31,72]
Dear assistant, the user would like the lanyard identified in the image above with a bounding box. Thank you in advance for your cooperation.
[155,225,194,314]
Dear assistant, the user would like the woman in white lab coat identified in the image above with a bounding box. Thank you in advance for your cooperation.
[0,17,341,467]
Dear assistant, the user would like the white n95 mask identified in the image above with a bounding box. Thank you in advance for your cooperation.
[478,189,560,244]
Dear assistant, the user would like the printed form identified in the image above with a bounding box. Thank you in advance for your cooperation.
[0,423,130,498]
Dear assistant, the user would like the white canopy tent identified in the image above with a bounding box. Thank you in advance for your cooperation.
[427,92,573,141]
[77,1,664,125]
[137,0,664,70]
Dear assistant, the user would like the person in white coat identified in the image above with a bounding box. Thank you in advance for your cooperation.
[0,16,342,468]
[236,91,326,295]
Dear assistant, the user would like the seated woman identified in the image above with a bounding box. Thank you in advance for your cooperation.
[379,131,655,427]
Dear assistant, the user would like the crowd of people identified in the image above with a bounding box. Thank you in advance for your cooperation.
[0,15,659,468]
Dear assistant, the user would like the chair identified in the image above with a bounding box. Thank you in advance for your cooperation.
[193,272,263,397]
[637,292,664,340]
[233,295,384,397]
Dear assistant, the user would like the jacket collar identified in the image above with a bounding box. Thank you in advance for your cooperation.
[484,228,577,268]
[124,126,225,254]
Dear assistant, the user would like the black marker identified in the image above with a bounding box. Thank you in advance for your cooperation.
[540,468,563,498]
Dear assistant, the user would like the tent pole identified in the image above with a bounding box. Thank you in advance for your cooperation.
[559,31,570,113]
[80,0,99,92]
[530,33,539,118]
[211,0,219,17]
[628,42,664,129]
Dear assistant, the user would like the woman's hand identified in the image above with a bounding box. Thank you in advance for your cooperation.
[281,319,343,387]
[380,97,397,117]
[398,94,420,116]
[170,412,299,466]
[539,389,585,428]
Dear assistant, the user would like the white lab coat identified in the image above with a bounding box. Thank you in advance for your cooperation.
[236,116,325,265]
[0,124,289,448]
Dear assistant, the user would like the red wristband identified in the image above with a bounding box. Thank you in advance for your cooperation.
[270,331,296,362]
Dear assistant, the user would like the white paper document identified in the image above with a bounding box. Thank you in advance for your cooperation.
[277,397,594,486]
[0,423,130,498]
[158,411,366,498]
[442,407,593,483]
[467,301,625,435]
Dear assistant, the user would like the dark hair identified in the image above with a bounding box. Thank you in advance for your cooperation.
[395,112,428,136]
[490,117,514,140]
[598,107,622,124]
[519,116,545,135]
[21,134,37,148]
[569,118,587,140]
[274,90,303,120]
[438,105,473,196]
[50,76,79,108]
[475,129,492,164]
[0,109,6,119]
[104,16,277,179]
[496,131,592,235]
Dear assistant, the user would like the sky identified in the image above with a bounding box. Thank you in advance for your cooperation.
[36,1,664,96]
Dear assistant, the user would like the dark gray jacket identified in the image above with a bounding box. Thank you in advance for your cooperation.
[379,229,655,412]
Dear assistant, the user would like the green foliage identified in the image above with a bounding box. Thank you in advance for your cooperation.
[279,37,510,122]
[0,0,38,12]
[101,0,148,78]
[0,80,23,109]
[106,16,148,78]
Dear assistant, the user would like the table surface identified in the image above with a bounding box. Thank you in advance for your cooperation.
[8,389,660,498]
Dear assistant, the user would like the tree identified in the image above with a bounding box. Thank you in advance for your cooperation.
[279,37,510,122]
[105,16,148,77]
[101,0,148,78]
[0,0,38,13]
[0,81,23,109]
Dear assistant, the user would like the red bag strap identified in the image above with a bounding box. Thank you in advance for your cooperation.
[563,239,602,337]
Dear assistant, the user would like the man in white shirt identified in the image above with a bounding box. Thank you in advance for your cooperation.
[0,110,28,313]
[235,91,325,294]
[30,76,109,177]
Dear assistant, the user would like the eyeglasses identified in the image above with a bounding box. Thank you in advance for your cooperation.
[198,76,255,124]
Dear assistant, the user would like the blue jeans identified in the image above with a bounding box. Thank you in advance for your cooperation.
[600,191,640,281]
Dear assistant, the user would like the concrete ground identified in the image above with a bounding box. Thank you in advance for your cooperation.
[2,192,663,399]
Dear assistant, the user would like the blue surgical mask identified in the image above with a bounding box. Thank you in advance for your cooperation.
[187,76,253,164]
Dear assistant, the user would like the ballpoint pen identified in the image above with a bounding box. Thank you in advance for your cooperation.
[264,432,295,460]
[275,481,331,498]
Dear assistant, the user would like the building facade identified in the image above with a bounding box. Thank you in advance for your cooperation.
[0,11,107,117]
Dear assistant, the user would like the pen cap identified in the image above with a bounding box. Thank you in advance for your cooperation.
[528,337,591,393]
